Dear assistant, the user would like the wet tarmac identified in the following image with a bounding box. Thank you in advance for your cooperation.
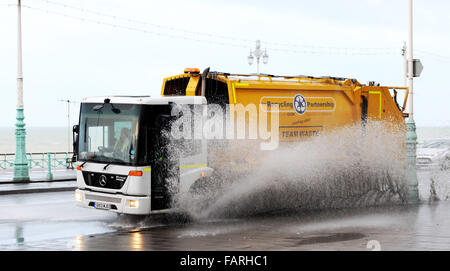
[0,169,448,251]
[70,202,450,251]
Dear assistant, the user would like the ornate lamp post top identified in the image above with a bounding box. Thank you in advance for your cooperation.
[247,40,269,75]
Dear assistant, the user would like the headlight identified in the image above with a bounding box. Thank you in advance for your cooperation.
[75,191,82,202]
[127,200,139,208]
[433,152,444,157]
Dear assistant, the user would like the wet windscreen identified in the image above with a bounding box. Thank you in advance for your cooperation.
[78,103,141,165]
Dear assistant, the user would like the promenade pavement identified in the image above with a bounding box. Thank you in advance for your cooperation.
[0,168,76,195]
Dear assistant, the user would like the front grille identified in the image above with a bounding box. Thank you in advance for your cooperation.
[82,171,128,189]
[85,193,122,203]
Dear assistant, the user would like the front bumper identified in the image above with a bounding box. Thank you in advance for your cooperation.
[75,189,151,215]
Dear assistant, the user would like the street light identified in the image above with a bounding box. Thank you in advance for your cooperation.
[57,99,79,153]
[247,51,254,66]
[262,49,269,64]
[14,0,29,181]
[247,40,269,74]
[405,0,420,204]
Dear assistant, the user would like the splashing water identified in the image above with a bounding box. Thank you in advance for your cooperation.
[171,121,409,220]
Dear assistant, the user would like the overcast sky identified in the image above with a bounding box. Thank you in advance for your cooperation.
[0,0,449,127]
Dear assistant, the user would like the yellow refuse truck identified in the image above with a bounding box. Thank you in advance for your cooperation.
[73,67,409,215]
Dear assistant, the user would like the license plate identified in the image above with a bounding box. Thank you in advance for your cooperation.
[94,202,111,210]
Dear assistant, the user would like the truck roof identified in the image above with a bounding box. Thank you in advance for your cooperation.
[81,95,207,105]
[165,69,395,90]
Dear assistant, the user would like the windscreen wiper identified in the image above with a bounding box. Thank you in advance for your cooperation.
[102,157,127,170]
[80,155,97,168]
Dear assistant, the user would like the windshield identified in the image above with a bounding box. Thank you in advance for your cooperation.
[422,140,450,149]
[78,103,141,165]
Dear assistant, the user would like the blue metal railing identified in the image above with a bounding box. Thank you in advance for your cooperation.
[0,152,74,170]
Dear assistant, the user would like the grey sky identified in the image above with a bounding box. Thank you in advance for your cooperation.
[0,0,449,127]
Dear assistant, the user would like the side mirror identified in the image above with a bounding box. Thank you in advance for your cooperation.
[72,124,80,161]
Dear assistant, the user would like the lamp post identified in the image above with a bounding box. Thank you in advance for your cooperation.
[247,40,269,75]
[57,99,79,153]
[13,0,29,181]
[405,0,419,204]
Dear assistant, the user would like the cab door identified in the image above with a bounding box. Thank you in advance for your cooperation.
[151,153,179,210]
[150,114,180,211]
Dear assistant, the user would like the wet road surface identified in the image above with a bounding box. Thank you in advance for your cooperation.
[73,202,450,251]
[0,169,449,251]
[0,191,116,249]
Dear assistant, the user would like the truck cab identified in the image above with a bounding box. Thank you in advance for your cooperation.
[74,95,210,215]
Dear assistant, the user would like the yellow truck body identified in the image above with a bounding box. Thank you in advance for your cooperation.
[161,69,408,142]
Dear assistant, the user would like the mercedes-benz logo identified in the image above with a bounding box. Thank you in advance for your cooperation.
[99,175,107,187]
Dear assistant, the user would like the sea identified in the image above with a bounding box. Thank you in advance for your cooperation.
[0,127,71,154]
[0,126,449,154]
